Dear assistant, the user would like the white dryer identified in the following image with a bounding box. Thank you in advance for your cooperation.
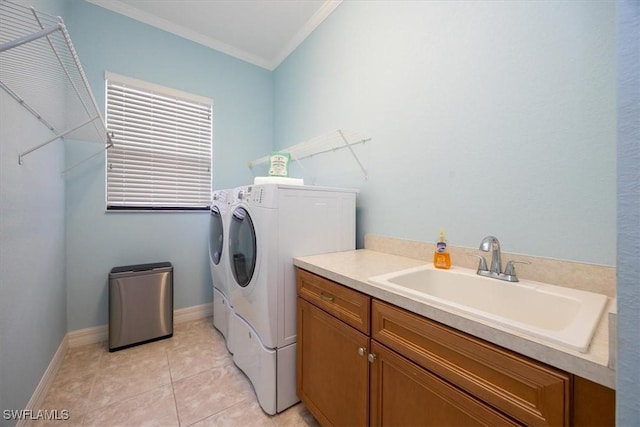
[208,189,233,343]
[227,184,357,415]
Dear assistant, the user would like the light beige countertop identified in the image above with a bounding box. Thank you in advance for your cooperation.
[294,249,615,389]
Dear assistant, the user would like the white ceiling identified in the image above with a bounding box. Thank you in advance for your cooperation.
[86,0,341,70]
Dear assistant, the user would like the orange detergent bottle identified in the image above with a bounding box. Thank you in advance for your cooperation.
[433,229,451,269]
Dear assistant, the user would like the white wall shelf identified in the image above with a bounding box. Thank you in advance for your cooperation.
[248,129,371,179]
[0,0,112,171]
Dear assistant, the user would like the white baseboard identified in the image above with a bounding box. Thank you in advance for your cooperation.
[17,336,69,427]
[174,303,213,324]
[67,303,213,348]
[67,324,108,348]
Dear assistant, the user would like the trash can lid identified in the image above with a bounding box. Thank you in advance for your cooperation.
[110,262,172,274]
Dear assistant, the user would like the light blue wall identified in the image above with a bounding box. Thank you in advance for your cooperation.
[0,1,68,422]
[274,0,616,265]
[0,0,627,418]
[616,0,640,422]
[62,2,273,330]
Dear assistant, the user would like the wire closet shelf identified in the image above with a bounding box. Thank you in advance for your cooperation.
[248,129,372,179]
[0,0,112,171]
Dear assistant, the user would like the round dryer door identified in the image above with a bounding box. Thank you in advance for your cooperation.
[209,206,224,265]
[229,207,257,287]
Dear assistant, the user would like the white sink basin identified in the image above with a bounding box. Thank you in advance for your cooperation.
[368,265,608,353]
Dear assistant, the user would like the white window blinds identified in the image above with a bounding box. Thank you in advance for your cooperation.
[105,72,212,210]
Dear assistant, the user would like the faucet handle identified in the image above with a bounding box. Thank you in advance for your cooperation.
[504,260,531,277]
[468,254,489,272]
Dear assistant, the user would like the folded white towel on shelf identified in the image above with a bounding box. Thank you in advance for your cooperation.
[253,176,304,185]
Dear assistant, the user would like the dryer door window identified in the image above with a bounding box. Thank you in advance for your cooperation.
[209,206,224,265]
[229,207,257,287]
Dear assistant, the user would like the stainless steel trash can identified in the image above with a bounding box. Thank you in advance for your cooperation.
[109,262,173,351]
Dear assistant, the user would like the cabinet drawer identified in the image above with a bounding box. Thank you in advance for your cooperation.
[370,341,520,426]
[372,299,570,426]
[297,268,370,334]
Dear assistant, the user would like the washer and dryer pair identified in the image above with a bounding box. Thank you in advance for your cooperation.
[209,183,357,415]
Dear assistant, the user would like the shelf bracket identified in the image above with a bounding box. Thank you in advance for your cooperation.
[0,22,60,53]
[62,134,114,174]
[337,129,368,180]
[18,115,102,165]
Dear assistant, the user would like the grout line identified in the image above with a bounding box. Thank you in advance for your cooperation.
[81,341,176,424]
[83,357,101,422]
[166,346,182,427]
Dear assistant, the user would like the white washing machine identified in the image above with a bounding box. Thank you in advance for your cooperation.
[208,189,233,343]
[227,183,357,415]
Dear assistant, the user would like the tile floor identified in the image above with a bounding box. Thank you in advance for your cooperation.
[30,317,320,427]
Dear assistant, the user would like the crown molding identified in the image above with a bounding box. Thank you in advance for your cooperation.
[270,0,342,70]
[85,0,272,69]
[85,0,341,71]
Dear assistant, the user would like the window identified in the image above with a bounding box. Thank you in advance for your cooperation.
[105,72,212,210]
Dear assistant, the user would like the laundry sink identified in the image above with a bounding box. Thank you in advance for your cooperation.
[368,265,608,353]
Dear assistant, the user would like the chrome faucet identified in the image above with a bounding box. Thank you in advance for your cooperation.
[475,236,529,282]
[479,236,502,274]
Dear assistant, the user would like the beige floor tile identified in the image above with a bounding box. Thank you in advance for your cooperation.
[174,316,210,330]
[272,403,320,427]
[56,342,104,379]
[25,412,84,427]
[39,370,95,418]
[167,319,221,351]
[36,318,320,427]
[166,341,232,382]
[173,364,255,426]
[83,385,178,427]
[100,339,169,369]
[189,399,276,427]
[172,317,215,338]
[88,348,171,409]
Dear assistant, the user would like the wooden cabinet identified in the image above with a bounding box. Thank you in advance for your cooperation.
[297,298,369,426]
[297,269,371,426]
[370,340,519,426]
[296,268,615,427]
[572,376,617,426]
[371,299,569,426]
[297,268,370,334]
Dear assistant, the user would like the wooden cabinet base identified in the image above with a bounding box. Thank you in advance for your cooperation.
[572,376,615,426]
[296,268,616,427]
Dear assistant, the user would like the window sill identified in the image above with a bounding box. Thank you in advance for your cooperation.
[106,206,209,213]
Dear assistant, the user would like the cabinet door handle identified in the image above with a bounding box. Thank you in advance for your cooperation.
[319,292,334,302]
[358,347,367,356]
[368,353,377,363]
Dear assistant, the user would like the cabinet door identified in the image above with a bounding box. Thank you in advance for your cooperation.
[370,341,520,427]
[297,298,369,426]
